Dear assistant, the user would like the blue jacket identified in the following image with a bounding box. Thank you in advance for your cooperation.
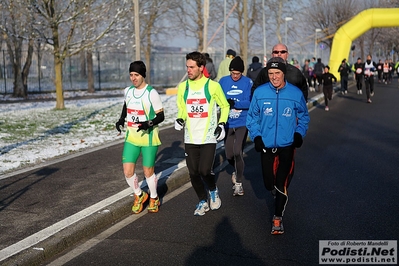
[246,81,309,148]
[219,75,252,128]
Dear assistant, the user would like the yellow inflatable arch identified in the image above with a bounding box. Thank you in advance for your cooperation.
[329,8,399,80]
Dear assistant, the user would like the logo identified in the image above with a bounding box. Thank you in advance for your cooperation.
[227,89,243,95]
[264,107,273,115]
[319,240,397,264]
[271,62,279,68]
[282,107,292,117]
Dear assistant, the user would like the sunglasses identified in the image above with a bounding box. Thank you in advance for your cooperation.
[272,50,288,54]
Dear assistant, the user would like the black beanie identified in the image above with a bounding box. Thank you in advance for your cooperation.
[229,56,244,73]
[129,61,146,78]
[226,49,236,57]
[266,57,286,74]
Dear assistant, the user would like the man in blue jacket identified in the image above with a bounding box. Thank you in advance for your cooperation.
[246,57,310,235]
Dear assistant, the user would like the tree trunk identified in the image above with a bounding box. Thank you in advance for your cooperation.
[22,38,34,97]
[87,49,95,93]
[51,17,65,109]
[5,35,25,98]
[54,56,65,109]
[80,50,87,79]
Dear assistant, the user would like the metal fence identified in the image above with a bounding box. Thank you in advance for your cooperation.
[0,48,227,96]
[0,45,326,96]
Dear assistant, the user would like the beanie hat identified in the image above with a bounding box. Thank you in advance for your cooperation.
[229,56,245,73]
[266,57,286,74]
[129,61,146,78]
[252,56,260,63]
[226,49,236,57]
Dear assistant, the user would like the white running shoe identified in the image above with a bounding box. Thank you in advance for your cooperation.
[194,200,210,216]
[325,106,329,111]
[209,188,221,210]
[233,183,244,196]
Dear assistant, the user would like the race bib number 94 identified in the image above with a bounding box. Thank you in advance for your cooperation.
[127,108,145,127]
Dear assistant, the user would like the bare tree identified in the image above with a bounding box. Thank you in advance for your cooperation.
[0,0,36,98]
[30,0,126,109]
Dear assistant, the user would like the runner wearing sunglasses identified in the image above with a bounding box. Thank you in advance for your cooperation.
[251,43,309,102]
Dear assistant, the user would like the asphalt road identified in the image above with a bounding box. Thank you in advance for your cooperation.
[1,80,398,265]
[46,80,399,265]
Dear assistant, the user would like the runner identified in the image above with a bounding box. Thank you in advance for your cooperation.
[219,56,252,196]
[246,57,310,234]
[175,51,230,216]
[115,61,164,214]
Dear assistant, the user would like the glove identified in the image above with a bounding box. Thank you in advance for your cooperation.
[227,99,235,109]
[115,118,125,133]
[214,123,226,141]
[254,136,265,152]
[174,118,184,131]
[137,121,152,132]
[293,132,303,148]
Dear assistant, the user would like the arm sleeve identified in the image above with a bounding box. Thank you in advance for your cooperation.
[298,71,309,101]
[295,95,310,137]
[151,111,164,126]
[176,82,188,121]
[246,92,261,141]
[233,79,252,110]
[211,82,230,124]
[119,102,127,120]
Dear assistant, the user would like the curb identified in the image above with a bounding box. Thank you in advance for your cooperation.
[2,165,191,266]
[2,89,334,266]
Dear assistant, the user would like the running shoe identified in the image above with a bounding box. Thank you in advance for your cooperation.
[359,90,362,95]
[233,183,244,196]
[371,91,374,96]
[209,187,221,210]
[148,197,160,213]
[231,172,237,185]
[367,98,372,103]
[271,216,284,235]
[132,191,148,214]
[194,200,210,216]
[325,106,329,111]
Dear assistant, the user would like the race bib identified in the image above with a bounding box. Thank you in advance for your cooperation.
[127,108,145,127]
[187,98,209,118]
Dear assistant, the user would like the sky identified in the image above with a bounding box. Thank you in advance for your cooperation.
[0,90,178,176]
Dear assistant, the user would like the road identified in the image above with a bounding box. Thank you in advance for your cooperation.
[1,81,398,266]
[46,81,399,265]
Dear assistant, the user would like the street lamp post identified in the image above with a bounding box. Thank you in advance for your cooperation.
[315,28,322,58]
[284,17,293,45]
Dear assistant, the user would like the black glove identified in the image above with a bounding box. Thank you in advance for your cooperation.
[227,98,235,109]
[254,136,265,152]
[293,132,303,148]
[137,121,152,132]
[115,118,125,133]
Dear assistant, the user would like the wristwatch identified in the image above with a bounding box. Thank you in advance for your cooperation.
[148,120,154,127]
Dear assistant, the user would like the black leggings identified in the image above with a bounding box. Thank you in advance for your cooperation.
[261,146,295,217]
[185,143,217,201]
[224,127,247,183]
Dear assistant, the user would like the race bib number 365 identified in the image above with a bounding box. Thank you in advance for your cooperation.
[187,98,209,118]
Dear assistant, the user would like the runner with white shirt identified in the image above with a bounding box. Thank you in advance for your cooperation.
[115,61,164,214]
